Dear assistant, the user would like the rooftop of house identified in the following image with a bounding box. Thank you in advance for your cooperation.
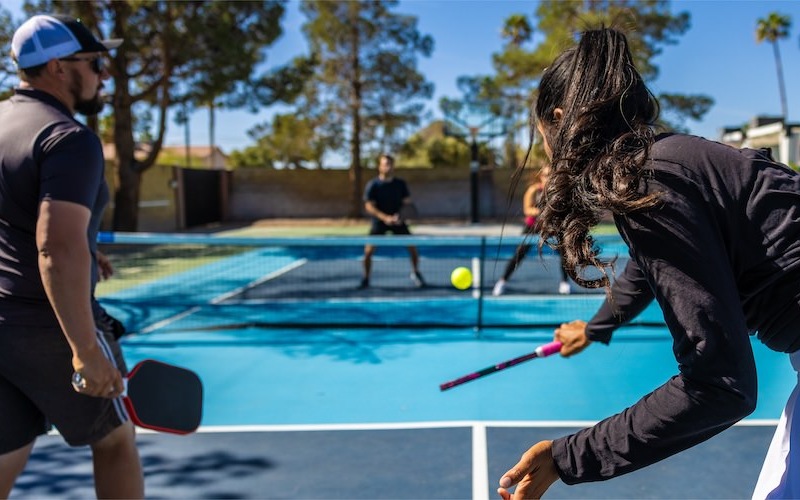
[102,143,228,164]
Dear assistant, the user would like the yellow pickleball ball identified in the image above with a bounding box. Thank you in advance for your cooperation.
[450,267,472,290]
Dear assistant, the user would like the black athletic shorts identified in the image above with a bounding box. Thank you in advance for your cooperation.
[369,221,411,235]
[0,325,129,453]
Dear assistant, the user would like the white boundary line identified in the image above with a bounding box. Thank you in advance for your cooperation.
[48,417,782,434]
[473,423,489,500]
[207,259,308,305]
[175,418,779,434]
[136,259,308,334]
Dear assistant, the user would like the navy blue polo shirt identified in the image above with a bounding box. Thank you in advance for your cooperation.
[0,88,109,326]
[364,176,410,221]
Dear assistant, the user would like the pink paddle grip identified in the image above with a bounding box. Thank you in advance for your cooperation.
[535,341,563,357]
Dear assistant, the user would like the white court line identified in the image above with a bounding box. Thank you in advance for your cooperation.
[48,417,781,437]
[172,418,779,434]
[207,258,308,305]
[136,259,308,334]
[473,423,489,500]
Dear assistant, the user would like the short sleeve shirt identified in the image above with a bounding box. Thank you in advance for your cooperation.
[364,177,410,221]
[0,89,109,326]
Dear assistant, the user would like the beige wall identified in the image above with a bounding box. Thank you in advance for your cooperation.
[103,163,178,232]
[105,165,529,231]
[228,166,526,221]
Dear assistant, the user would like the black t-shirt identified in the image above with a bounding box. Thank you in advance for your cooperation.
[553,133,800,484]
[364,176,410,221]
[0,89,109,326]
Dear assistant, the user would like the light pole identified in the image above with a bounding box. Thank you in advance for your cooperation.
[469,130,479,223]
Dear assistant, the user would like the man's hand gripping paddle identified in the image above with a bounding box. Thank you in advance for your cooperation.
[75,359,203,434]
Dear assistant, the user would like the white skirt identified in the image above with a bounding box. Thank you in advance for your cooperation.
[752,350,800,499]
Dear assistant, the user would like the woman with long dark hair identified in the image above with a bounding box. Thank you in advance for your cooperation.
[498,28,800,499]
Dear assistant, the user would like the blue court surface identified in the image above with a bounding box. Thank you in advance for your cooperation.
[10,234,797,499]
[11,326,793,499]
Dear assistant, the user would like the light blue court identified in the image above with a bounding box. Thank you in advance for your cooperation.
[120,325,794,426]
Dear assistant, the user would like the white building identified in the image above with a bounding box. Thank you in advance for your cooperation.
[719,116,800,167]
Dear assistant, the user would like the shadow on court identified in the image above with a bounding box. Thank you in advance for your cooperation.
[12,425,771,499]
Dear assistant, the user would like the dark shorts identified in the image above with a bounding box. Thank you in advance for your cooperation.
[369,221,412,235]
[0,324,129,453]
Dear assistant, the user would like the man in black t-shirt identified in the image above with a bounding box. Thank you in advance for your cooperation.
[360,154,425,289]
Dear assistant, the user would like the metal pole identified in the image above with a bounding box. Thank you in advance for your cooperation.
[470,135,479,223]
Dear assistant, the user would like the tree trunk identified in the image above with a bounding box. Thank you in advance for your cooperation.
[347,5,363,219]
[773,42,788,119]
[209,102,216,167]
[112,103,141,232]
[112,161,141,231]
[184,103,192,168]
[110,26,141,232]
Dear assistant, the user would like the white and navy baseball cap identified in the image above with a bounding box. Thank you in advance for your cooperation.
[11,14,122,69]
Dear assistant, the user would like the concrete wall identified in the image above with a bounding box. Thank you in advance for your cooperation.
[103,163,178,232]
[106,165,529,231]
[228,166,526,221]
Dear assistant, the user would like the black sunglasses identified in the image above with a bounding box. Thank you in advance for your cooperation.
[59,56,106,74]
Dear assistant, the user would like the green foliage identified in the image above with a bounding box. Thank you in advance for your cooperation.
[156,149,208,168]
[756,12,791,44]
[227,55,317,112]
[0,7,17,94]
[300,1,433,156]
[232,112,331,169]
[427,137,471,168]
[173,1,285,109]
[229,147,275,169]
[11,0,293,230]
[445,0,711,145]
[299,0,434,215]
[657,93,714,133]
[534,0,714,131]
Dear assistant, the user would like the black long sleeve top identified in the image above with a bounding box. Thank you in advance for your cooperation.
[551,133,800,484]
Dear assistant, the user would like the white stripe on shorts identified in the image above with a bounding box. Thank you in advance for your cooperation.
[95,328,130,424]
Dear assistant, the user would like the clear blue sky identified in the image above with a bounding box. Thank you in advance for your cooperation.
[189,0,800,154]
[6,0,800,155]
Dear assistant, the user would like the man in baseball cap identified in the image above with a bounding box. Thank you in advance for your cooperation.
[0,15,142,498]
[10,14,122,116]
[11,14,122,69]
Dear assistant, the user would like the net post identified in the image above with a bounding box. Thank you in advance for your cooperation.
[474,237,486,338]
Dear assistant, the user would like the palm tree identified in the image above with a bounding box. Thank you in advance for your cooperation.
[756,12,791,119]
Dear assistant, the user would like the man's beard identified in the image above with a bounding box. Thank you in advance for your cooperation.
[75,94,105,116]
[69,71,105,116]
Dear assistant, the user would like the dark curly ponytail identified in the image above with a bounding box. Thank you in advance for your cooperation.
[534,28,660,289]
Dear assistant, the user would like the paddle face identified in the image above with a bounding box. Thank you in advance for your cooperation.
[399,203,419,222]
[123,360,203,434]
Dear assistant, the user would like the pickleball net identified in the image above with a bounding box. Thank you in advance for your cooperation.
[95,232,665,335]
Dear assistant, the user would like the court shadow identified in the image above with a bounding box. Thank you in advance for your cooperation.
[12,436,274,500]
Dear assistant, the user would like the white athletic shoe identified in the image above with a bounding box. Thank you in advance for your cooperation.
[492,279,507,296]
[558,281,571,295]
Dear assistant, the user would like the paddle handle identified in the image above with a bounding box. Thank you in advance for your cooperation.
[439,341,562,391]
[535,340,562,357]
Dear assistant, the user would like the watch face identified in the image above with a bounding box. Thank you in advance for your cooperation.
[71,371,86,391]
